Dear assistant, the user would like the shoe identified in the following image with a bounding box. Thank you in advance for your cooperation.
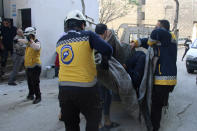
[33,97,41,104]
[8,82,17,86]
[27,95,34,100]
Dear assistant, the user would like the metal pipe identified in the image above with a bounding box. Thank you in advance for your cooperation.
[2,0,4,18]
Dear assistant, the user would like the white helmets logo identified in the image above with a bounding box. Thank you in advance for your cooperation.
[24,27,36,36]
[64,10,86,23]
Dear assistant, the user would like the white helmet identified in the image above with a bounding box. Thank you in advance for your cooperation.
[24,27,36,36]
[64,10,86,23]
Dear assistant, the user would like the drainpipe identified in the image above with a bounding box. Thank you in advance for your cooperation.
[2,0,4,18]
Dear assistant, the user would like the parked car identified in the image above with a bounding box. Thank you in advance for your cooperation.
[186,39,197,73]
[178,38,187,45]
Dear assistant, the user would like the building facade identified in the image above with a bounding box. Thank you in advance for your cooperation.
[108,0,197,39]
[3,0,99,71]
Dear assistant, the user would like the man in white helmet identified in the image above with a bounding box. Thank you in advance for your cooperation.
[16,27,42,104]
[56,10,113,131]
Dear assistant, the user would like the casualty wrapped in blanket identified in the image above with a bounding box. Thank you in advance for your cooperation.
[97,57,139,118]
[96,30,155,131]
[96,30,139,118]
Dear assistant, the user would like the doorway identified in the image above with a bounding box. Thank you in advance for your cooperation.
[21,8,31,30]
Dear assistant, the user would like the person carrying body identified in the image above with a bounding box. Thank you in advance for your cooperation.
[131,20,177,131]
[56,10,113,131]
[95,23,120,130]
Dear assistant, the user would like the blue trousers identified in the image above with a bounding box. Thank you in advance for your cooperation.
[98,83,112,115]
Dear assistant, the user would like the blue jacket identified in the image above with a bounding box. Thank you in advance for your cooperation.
[137,28,177,86]
[56,30,113,87]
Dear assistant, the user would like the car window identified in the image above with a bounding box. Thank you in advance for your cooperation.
[191,40,197,48]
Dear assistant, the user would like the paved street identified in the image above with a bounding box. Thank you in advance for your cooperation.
[0,47,197,131]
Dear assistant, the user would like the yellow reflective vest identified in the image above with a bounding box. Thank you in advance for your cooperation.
[56,32,97,87]
[24,40,41,68]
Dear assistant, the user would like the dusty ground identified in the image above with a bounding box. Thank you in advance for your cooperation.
[0,48,196,131]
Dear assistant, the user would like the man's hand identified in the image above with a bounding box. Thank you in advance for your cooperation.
[105,30,112,41]
[123,64,127,69]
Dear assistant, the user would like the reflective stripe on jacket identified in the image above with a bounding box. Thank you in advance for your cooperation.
[137,28,177,86]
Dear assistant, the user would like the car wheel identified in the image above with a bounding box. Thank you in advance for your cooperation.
[187,68,194,73]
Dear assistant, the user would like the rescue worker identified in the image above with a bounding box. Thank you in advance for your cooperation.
[182,36,192,61]
[131,20,177,131]
[56,10,113,131]
[17,27,42,104]
[95,24,120,130]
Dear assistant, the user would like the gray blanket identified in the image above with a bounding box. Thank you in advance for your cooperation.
[97,57,139,118]
[97,30,155,130]
[138,47,158,131]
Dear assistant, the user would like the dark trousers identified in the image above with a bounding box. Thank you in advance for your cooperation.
[8,54,24,83]
[182,48,189,60]
[55,66,59,77]
[98,83,112,116]
[126,51,146,92]
[59,85,102,131]
[151,85,174,131]
[26,66,41,98]
[1,48,13,68]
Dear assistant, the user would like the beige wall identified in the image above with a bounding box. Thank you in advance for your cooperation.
[145,0,165,25]
[107,7,137,29]
[107,0,195,38]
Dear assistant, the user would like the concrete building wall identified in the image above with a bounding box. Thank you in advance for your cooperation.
[108,0,196,38]
[145,0,166,25]
[108,7,137,30]
[3,0,11,18]
[4,0,99,71]
[193,0,197,22]
[192,23,197,41]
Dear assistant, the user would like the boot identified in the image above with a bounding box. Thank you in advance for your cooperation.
[33,97,41,104]
[27,95,34,100]
[8,82,17,86]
